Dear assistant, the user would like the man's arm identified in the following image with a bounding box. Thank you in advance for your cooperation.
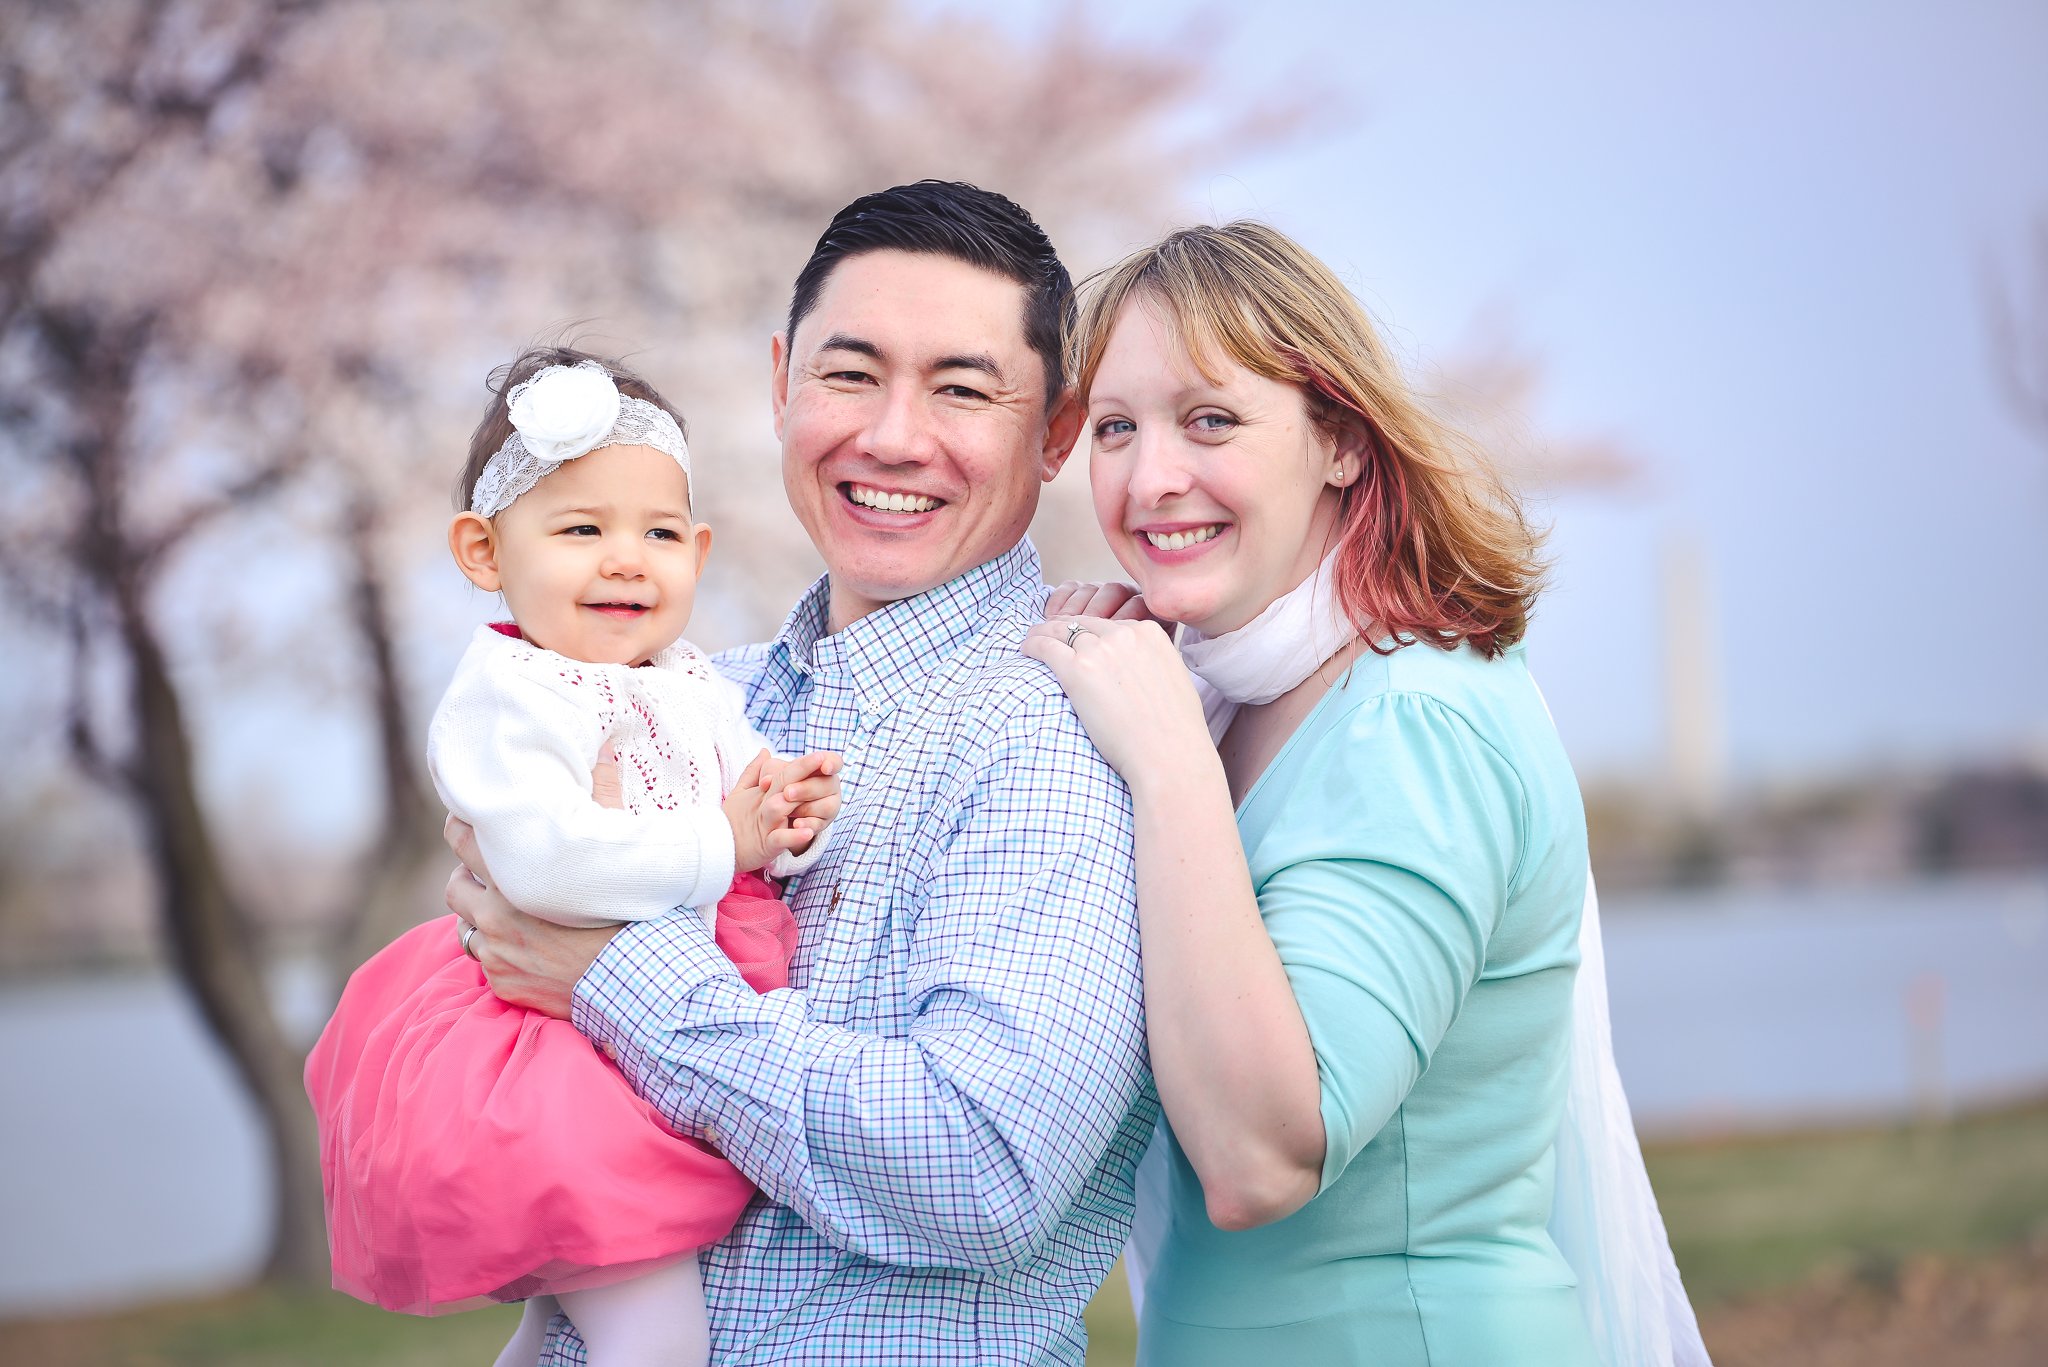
[573,689,1145,1271]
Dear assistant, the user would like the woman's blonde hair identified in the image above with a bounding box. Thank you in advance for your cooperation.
[1067,221,1543,659]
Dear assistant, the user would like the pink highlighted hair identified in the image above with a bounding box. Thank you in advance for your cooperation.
[1066,222,1543,660]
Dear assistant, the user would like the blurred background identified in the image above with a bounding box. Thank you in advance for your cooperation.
[3,1,2044,1364]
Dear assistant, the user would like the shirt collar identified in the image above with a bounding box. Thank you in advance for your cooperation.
[769,539,1043,706]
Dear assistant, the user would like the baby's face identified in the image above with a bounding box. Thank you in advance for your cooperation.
[488,443,708,666]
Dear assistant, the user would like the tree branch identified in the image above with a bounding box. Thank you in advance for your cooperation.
[64,596,137,796]
[136,441,311,568]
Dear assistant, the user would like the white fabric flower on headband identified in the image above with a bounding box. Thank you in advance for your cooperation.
[468,359,694,519]
[508,362,622,464]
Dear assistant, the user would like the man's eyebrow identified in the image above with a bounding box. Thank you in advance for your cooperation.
[814,333,882,360]
[932,352,1005,383]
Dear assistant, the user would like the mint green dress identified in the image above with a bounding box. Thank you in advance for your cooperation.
[1139,640,1597,1366]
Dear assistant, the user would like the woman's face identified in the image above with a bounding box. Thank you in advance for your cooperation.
[1086,296,1357,635]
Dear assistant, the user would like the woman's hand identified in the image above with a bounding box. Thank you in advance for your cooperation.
[1045,579,1163,624]
[445,815,619,1019]
[1022,615,1216,795]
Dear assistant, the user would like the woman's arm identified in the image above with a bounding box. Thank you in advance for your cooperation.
[1023,617,1325,1230]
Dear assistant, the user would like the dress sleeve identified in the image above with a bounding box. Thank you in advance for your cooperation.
[427,659,736,926]
[1252,692,1526,1191]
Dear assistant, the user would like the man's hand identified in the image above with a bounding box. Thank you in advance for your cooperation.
[445,814,620,1019]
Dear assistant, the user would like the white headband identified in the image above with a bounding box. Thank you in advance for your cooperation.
[470,361,693,518]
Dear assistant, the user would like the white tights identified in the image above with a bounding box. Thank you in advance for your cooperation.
[493,1254,710,1367]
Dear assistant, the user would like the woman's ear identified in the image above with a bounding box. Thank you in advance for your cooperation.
[448,512,502,591]
[1328,411,1373,488]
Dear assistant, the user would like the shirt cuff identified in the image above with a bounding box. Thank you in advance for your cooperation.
[572,911,734,1062]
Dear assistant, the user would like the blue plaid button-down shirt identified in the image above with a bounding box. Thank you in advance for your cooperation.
[544,540,1156,1365]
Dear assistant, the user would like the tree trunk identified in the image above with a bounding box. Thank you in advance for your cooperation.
[331,485,447,978]
[107,562,331,1285]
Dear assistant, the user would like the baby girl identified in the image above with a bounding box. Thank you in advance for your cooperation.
[306,348,839,1367]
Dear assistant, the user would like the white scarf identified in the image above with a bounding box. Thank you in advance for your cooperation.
[1123,555,1712,1367]
[1179,549,1355,714]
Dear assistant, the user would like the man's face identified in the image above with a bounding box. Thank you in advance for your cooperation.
[771,249,1079,630]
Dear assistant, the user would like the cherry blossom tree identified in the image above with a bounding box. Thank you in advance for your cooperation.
[0,0,1304,1283]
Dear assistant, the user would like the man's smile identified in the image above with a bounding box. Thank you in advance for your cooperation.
[843,482,945,515]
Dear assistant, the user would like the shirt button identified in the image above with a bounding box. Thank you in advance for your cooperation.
[601,1042,619,1061]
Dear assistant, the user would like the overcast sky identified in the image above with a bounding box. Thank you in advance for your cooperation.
[1038,0,2048,783]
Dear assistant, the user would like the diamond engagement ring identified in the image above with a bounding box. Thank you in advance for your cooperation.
[1064,622,1087,648]
[460,921,481,961]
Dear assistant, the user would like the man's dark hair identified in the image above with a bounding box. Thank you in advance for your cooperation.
[785,180,1073,409]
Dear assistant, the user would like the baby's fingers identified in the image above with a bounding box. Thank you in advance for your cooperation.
[765,826,813,855]
[791,792,841,824]
[780,772,840,805]
[778,751,840,783]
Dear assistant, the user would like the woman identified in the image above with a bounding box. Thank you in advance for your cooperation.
[1023,223,1708,1365]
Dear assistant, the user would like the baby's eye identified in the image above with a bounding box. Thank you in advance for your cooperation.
[647,527,682,542]
[562,524,600,536]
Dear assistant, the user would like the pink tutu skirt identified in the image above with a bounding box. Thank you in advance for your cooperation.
[304,874,797,1315]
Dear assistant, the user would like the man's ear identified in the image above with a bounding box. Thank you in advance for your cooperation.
[448,512,502,591]
[1038,388,1085,484]
[769,332,792,440]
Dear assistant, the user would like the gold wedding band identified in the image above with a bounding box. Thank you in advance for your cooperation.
[460,921,481,961]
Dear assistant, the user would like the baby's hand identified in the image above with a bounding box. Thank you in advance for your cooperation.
[764,751,843,855]
[723,750,842,872]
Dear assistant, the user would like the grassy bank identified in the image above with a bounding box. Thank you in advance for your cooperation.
[1644,1098,2048,1303]
[13,1101,2047,1366]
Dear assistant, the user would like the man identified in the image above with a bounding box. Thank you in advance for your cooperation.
[449,181,1155,1365]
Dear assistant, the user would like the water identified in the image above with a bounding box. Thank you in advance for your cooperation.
[1600,873,2048,1132]
[2,875,2044,1316]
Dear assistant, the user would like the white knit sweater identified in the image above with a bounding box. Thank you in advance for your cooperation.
[427,624,822,928]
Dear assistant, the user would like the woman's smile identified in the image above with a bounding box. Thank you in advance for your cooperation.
[1132,521,1232,559]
